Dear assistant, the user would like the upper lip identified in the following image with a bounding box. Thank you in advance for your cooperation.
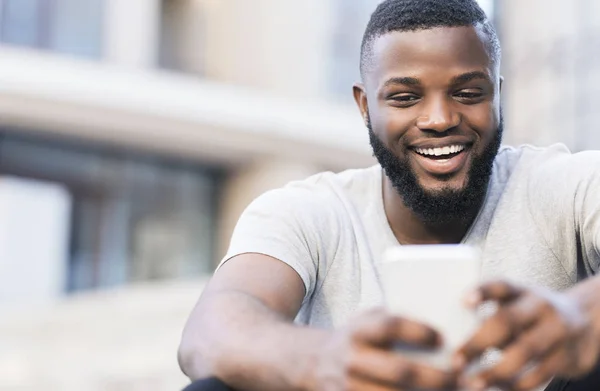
[409,137,473,150]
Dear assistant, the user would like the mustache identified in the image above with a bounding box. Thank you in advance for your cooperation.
[366,110,504,225]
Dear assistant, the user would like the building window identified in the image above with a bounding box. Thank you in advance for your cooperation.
[0,0,103,58]
[0,132,221,292]
[158,0,206,75]
[328,0,379,103]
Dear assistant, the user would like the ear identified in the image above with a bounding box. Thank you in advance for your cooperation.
[353,82,369,126]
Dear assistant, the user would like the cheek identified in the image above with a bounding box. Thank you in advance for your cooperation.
[374,106,416,142]
[462,105,498,142]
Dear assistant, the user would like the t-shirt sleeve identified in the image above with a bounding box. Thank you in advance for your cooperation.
[529,149,600,276]
[573,153,600,274]
[219,186,326,302]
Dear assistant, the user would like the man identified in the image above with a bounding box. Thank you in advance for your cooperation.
[178,0,600,390]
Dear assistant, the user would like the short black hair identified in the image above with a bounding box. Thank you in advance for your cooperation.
[360,0,501,78]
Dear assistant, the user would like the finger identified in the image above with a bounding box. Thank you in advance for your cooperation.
[349,346,457,390]
[512,347,567,391]
[466,280,524,307]
[466,319,564,388]
[456,294,543,365]
[347,376,403,391]
[352,309,441,348]
[406,361,459,390]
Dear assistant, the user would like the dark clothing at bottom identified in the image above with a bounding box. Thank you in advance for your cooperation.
[546,363,600,391]
[183,378,234,391]
[184,364,600,391]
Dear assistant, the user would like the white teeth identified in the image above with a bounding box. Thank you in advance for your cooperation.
[415,144,466,157]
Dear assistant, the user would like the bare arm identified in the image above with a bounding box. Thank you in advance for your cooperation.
[178,253,331,391]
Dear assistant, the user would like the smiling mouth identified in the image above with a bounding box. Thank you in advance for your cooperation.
[410,143,471,175]
[413,144,467,160]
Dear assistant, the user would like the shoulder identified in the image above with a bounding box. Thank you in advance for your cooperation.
[285,165,381,193]
[516,143,600,185]
[255,165,380,206]
[499,144,600,221]
[245,165,380,222]
[495,143,600,182]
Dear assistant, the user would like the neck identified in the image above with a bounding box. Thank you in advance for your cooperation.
[382,176,480,245]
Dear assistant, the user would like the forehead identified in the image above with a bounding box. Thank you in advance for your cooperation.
[366,26,494,87]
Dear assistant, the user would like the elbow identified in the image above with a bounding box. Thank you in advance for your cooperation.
[178,337,215,381]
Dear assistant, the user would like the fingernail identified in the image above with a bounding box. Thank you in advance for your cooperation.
[468,378,486,391]
[452,355,466,370]
[464,290,481,307]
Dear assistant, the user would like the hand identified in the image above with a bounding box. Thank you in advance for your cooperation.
[308,307,459,391]
[454,280,600,391]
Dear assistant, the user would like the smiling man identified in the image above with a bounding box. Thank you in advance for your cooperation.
[178,1,600,391]
[357,23,503,239]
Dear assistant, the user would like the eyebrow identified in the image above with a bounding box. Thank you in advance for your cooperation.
[451,71,491,84]
[382,76,421,88]
[380,71,492,90]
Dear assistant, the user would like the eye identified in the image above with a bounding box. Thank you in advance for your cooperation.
[388,94,421,107]
[454,90,485,103]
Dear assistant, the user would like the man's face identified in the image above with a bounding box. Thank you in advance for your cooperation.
[355,26,502,223]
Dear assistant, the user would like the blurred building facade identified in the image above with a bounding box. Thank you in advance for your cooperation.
[0,1,377,390]
[500,0,600,150]
[2,0,600,390]
[0,0,376,301]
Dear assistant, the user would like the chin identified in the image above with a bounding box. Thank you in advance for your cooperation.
[416,172,470,194]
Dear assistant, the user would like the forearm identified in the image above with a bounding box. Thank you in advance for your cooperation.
[179,290,331,391]
[568,274,600,335]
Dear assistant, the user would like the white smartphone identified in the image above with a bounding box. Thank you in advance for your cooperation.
[379,244,482,370]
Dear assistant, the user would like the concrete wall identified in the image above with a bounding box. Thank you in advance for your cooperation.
[201,0,334,100]
[0,177,71,311]
[0,280,206,391]
[501,0,600,150]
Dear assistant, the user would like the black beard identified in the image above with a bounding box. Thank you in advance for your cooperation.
[368,115,503,225]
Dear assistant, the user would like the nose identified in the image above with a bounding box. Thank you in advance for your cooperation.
[416,97,460,133]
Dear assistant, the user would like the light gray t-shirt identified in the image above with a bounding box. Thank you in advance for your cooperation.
[222,144,600,329]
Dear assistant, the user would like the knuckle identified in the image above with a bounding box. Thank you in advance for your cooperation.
[536,297,554,314]
[421,326,437,342]
[337,378,352,391]
[491,311,515,338]
[518,335,544,357]
[344,347,359,373]
[577,319,592,336]
[342,327,360,346]
[482,362,518,383]
[495,308,514,325]
[575,350,597,374]
[392,362,413,386]
[380,314,399,331]
[552,316,572,340]
[348,327,363,344]
[517,371,547,391]
[480,371,502,385]
[366,314,397,340]
[497,280,514,294]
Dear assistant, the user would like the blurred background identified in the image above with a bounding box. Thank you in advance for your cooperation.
[0,0,599,390]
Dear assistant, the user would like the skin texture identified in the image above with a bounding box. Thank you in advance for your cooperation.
[353,26,502,244]
[454,280,600,391]
[178,253,458,391]
[179,25,600,391]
